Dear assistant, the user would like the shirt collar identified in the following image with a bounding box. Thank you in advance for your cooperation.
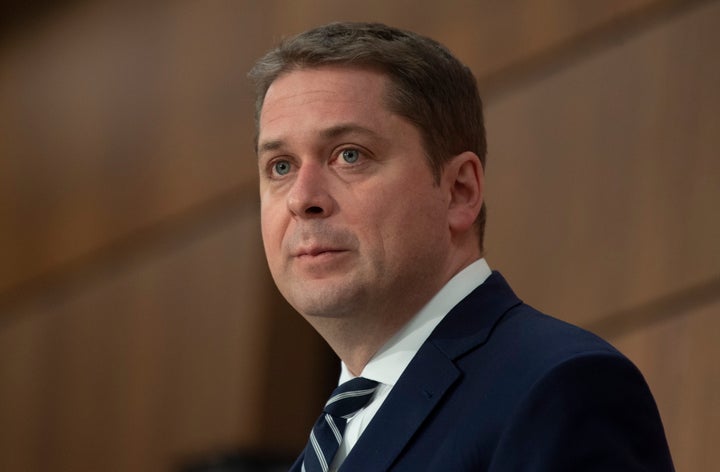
[339,258,492,386]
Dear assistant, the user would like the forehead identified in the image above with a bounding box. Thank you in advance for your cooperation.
[258,66,393,138]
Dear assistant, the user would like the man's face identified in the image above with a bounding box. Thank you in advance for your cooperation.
[257,66,454,324]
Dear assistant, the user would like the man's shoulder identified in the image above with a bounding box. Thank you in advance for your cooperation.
[439,271,628,381]
[472,292,625,374]
[497,301,620,358]
[437,271,621,361]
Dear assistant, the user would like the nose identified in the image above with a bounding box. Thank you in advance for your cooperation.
[287,163,335,218]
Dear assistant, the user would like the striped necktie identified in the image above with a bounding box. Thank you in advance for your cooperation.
[302,377,379,472]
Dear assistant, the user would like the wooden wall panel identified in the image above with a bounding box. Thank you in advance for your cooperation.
[1,1,717,471]
[0,203,274,471]
[484,0,720,326]
[0,1,264,295]
[0,0,668,302]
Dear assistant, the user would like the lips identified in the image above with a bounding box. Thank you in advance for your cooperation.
[286,226,358,259]
[293,246,347,257]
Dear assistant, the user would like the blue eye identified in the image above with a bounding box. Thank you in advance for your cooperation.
[273,160,291,176]
[341,149,360,164]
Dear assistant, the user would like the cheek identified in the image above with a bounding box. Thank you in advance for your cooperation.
[260,205,284,260]
[260,225,276,271]
[360,194,422,252]
[386,189,448,245]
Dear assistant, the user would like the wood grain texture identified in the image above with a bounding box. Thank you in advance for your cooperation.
[0,0,668,301]
[484,0,720,327]
[0,204,271,471]
[0,1,717,470]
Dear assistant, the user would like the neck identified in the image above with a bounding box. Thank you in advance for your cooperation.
[306,299,417,376]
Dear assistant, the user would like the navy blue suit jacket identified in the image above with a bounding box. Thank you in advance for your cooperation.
[291,272,674,471]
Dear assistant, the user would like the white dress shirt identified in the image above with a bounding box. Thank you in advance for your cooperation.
[328,258,492,471]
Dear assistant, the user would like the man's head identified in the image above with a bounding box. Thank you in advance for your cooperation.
[250,22,487,249]
[250,23,486,362]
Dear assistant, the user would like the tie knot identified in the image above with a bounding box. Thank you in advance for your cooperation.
[323,377,379,419]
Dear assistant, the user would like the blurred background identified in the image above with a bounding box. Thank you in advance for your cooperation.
[1,0,718,471]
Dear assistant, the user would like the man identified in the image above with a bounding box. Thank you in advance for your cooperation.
[249,22,674,471]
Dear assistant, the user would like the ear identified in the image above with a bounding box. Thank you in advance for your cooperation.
[444,151,484,234]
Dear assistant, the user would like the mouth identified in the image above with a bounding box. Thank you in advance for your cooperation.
[295,247,347,258]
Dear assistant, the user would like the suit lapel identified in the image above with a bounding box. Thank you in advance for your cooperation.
[339,343,460,472]
[339,272,522,471]
[431,271,521,359]
[288,454,304,472]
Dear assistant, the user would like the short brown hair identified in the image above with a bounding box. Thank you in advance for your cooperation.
[249,22,487,251]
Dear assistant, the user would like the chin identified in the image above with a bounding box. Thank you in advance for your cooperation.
[293,299,354,320]
[287,285,364,320]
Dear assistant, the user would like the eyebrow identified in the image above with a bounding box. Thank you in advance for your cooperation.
[257,123,383,157]
[321,123,381,140]
[257,139,284,156]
